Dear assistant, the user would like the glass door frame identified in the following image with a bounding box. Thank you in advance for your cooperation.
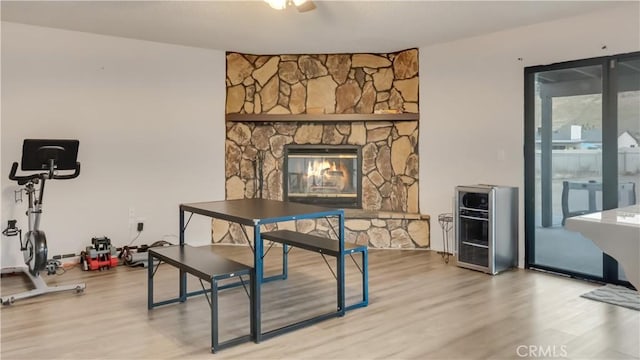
[524,51,639,285]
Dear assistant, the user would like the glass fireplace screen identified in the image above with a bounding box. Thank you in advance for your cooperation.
[284,145,361,208]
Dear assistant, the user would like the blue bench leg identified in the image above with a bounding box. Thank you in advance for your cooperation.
[282,244,288,280]
[249,270,256,342]
[211,279,219,353]
[262,243,287,284]
[180,270,187,302]
[148,251,153,310]
[344,248,368,312]
[362,249,369,306]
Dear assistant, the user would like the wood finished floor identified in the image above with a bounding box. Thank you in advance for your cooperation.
[1,246,638,360]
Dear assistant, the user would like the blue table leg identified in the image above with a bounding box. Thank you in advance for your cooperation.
[338,212,345,316]
[253,224,262,343]
[179,210,186,302]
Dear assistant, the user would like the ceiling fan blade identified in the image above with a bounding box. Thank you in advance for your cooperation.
[296,0,316,12]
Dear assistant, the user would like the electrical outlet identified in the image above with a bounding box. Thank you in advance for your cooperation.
[137,222,144,232]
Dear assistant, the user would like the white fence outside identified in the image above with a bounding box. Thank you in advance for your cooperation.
[535,148,640,177]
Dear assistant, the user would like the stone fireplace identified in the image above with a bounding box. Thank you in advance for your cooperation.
[217,49,430,249]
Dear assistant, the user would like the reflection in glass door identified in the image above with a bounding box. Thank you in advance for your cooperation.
[525,52,640,285]
[615,57,640,283]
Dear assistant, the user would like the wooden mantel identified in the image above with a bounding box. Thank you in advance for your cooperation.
[226,113,420,122]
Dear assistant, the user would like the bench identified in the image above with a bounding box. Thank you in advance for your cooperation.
[147,245,254,353]
[261,229,368,311]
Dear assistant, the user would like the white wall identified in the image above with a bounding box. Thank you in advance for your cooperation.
[1,22,227,266]
[2,4,638,269]
[419,4,640,266]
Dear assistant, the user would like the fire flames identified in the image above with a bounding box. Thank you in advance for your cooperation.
[306,159,351,192]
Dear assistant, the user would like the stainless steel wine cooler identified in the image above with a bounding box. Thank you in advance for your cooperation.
[455,185,518,274]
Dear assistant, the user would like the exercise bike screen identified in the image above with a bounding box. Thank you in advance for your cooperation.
[21,139,79,171]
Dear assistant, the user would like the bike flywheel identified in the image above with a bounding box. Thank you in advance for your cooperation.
[23,230,47,276]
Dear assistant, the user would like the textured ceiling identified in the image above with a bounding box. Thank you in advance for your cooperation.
[1,1,631,54]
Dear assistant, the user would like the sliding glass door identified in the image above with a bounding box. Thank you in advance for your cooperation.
[615,56,640,283]
[525,52,640,286]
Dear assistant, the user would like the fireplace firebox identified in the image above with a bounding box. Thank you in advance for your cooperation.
[283,145,362,208]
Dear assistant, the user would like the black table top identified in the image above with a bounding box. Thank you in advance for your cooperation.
[180,199,343,225]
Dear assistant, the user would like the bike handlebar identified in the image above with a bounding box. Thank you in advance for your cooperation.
[9,161,81,184]
[52,163,81,180]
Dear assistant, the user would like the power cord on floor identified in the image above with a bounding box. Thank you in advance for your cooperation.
[45,259,75,275]
[118,240,173,267]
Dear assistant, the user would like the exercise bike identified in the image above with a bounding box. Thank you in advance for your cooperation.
[1,139,86,305]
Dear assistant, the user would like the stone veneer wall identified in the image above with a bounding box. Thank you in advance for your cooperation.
[225,49,419,115]
[219,49,429,249]
[225,120,419,212]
